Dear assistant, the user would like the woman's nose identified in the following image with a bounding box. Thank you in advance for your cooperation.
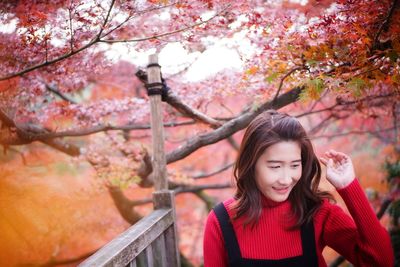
[278,168,292,184]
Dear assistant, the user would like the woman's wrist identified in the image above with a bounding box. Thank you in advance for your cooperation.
[333,176,356,190]
[336,177,358,193]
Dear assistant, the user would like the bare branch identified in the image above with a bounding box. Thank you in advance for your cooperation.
[174,182,232,194]
[165,86,303,164]
[100,2,179,39]
[226,136,240,151]
[0,108,81,156]
[193,162,234,179]
[17,120,196,140]
[272,66,305,103]
[308,114,335,136]
[68,3,74,52]
[165,91,222,128]
[107,185,143,224]
[311,127,398,140]
[46,84,76,103]
[100,4,231,44]
[295,92,398,118]
[96,0,116,40]
[193,190,217,212]
[42,138,81,156]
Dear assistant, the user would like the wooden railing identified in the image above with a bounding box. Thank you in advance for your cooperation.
[79,191,180,267]
[78,55,180,267]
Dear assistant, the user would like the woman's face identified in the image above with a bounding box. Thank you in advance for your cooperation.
[254,141,302,202]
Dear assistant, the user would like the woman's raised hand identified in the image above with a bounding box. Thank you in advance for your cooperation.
[319,150,356,189]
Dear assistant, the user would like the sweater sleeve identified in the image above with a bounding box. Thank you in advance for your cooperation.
[203,210,228,267]
[321,178,394,267]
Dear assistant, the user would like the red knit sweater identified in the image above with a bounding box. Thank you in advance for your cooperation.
[203,179,394,267]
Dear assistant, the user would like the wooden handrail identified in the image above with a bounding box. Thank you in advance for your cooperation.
[78,208,173,267]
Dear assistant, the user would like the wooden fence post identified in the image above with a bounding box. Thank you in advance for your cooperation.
[147,54,180,267]
[147,54,167,191]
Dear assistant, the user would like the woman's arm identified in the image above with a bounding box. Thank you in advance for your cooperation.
[319,150,394,266]
[203,210,228,267]
[319,179,394,266]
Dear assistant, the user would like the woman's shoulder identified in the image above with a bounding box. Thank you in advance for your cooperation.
[316,198,339,213]
[206,198,236,220]
[222,197,236,209]
[313,197,349,225]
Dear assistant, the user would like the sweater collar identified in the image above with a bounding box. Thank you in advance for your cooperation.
[260,193,289,207]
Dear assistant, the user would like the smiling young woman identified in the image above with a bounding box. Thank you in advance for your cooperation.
[203,109,394,267]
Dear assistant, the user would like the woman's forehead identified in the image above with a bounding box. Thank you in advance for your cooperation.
[260,141,301,161]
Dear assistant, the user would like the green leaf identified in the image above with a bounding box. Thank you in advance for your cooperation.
[348,77,366,97]
[306,59,318,66]
[265,72,279,83]
[305,78,325,100]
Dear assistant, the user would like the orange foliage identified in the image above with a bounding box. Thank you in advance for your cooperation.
[0,77,18,92]
[0,148,129,267]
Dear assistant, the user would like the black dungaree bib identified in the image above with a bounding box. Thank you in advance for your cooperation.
[213,203,319,267]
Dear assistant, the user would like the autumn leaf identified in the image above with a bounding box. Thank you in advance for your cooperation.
[348,77,366,97]
[246,66,259,75]
[265,72,279,83]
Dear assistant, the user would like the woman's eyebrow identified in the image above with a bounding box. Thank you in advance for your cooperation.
[266,159,302,163]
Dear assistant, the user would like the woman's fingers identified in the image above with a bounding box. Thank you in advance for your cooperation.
[324,150,348,163]
[320,157,335,167]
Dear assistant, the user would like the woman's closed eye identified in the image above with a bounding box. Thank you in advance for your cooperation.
[269,166,280,169]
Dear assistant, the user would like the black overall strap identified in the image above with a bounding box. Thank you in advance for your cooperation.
[300,220,319,266]
[213,202,319,267]
[213,202,242,266]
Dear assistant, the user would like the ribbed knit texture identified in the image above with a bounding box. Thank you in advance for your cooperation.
[203,179,394,267]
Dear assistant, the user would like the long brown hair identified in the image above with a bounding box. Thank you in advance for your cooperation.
[233,109,332,229]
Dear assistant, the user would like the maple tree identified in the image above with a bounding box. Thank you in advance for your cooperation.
[0,0,399,266]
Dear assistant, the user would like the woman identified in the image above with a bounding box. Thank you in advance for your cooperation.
[203,110,394,267]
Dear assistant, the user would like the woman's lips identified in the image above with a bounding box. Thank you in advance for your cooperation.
[272,187,289,194]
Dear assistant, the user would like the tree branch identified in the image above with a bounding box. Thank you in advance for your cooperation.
[226,136,240,151]
[272,66,305,103]
[174,182,232,194]
[0,109,81,156]
[165,86,303,164]
[95,0,116,40]
[295,92,398,118]
[193,190,217,212]
[46,84,76,103]
[0,1,212,81]
[107,185,143,225]
[23,120,195,140]
[100,2,179,39]
[372,0,399,51]
[0,37,99,81]
[311,127,398,140]
[99,4,231,44]
[68,3,74,53]
[193,162,234,179]
[164,91,222,128]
